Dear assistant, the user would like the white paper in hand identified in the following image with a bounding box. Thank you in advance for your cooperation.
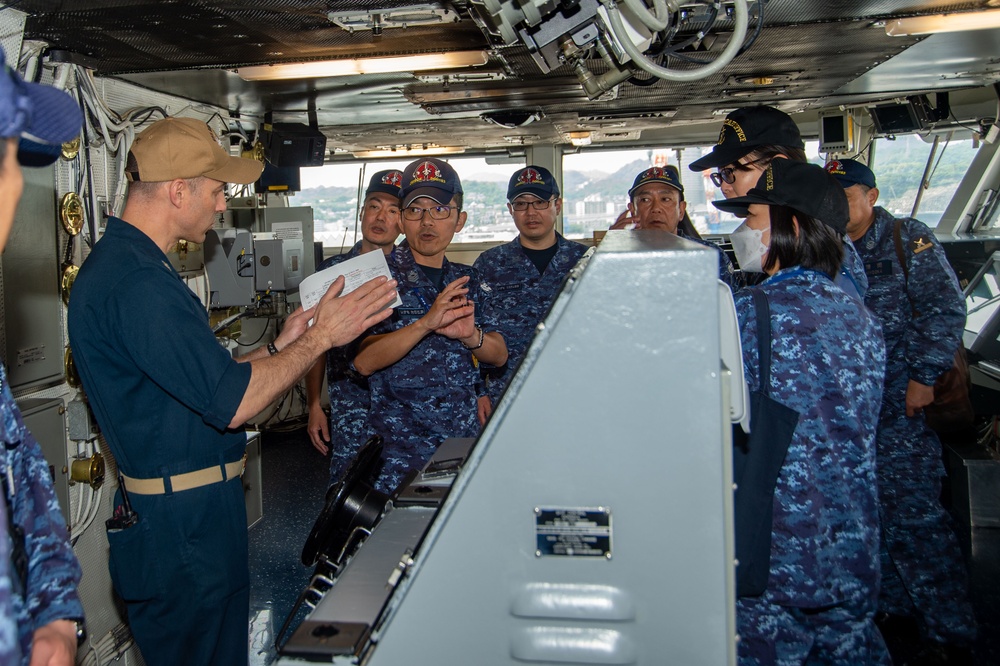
[299,251,402,321]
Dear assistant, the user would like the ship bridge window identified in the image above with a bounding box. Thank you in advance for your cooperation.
[870,133,977,228]
[292,156,526,252]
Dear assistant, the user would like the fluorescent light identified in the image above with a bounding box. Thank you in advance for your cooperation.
[885,10,1000,36]
[237,51,489,81]
[568,131,592,147]
[352,146,465,159]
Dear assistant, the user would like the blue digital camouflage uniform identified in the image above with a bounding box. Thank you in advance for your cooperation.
[734,267,888,665]
[840,237,869,299]
[0,363,84,663]
[681,227,742,291]
[857,206,976,646]
[316,241,383,487]
[473,233,587,403]
[362,240,499,493]
[0,490,16,664]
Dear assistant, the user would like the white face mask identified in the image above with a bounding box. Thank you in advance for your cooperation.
[729,221,770,273]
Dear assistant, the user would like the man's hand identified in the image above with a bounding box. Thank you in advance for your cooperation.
[436,301,476,341]
[307,404,331,455]
[477,395,492,426]
[906,379,935,418]
[420,277,473,332]
[609,209,637,230]
[274,304,314,350]
[30,620,77,666]
[312,275,398,349]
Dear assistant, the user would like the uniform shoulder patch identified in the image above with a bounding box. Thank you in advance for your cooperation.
[910,235,934,254]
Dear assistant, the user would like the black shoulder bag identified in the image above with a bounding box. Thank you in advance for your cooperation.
[732,288,801,597]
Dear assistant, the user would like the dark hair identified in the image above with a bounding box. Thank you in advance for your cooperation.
[451,192,463,212]
[678,212,702,239]
[0,138,7,164]
[763,204,843,278]
[742,144,809,167]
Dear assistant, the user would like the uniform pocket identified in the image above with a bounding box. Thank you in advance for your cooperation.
[107,518,163,603]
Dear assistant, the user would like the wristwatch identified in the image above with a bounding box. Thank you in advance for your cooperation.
[69,618,86,647]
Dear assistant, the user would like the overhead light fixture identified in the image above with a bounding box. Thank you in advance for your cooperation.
[352,146,465,159]
[237,51,489,81]
[567,131,592,147]
[885,10,1000,36]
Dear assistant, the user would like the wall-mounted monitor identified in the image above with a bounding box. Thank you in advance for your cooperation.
[869,96,932,135]
[818,111,853,154]
[963,251,1000,360]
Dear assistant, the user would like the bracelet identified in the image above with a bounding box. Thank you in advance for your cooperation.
[463,327,485,351]
[267,341,279,356]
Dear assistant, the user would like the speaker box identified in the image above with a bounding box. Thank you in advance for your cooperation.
[262,123,327,167]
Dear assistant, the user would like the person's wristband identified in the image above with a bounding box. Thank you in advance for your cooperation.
[267,341,279,356]
[463,326,485,351]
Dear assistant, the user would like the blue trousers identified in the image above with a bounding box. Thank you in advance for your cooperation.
[108,478,249,666]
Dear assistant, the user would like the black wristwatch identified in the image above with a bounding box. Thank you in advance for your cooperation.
[69,618,86,647]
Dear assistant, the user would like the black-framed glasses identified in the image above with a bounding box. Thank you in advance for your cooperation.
[710,157,770,187]
[402,204,454,221]
[510,198,554,212]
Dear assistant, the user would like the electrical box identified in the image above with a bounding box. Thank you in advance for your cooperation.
[2,165,63,391]
[262,123,327,167]
[17,398,70,525]
[204,228,256,307]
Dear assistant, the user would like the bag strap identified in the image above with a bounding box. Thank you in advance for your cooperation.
[750,288,773,398]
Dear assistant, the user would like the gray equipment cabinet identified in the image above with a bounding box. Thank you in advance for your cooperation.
[282,231,737,665]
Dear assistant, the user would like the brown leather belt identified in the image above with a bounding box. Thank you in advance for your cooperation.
[121,458,245,495]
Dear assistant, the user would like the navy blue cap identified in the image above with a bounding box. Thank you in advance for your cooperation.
[628,165,684,198]
[366,169,404,198]
[401,158,463,208]
[712,159,849,234]
[1,46,82,149]
[689,106,803,172]
[825,159,877,189]
[507,165,559,201]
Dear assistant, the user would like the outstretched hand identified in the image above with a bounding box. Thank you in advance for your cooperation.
[312,275,399,349]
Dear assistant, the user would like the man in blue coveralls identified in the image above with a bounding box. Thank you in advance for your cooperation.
[354,157,508,493]
[306,169,403,487]
[827,158,977,662]
[67,117,399,666]
[473,166,587,417]
[0,47,86,666]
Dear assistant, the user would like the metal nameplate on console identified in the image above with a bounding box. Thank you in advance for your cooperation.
[535,507,612,558]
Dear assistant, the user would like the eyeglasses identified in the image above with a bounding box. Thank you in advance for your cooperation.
[710,157,770,187]
[510,198,554,212]
[402,204,455,221]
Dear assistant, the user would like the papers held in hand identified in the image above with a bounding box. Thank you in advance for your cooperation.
[298,251,402,321]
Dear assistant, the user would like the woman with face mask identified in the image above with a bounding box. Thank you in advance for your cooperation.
[713,160,890,665]
[689,105,867,298]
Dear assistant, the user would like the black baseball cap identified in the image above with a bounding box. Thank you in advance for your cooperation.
[712,159,849,234]
[507,165,559,201]
[366,169,404,198]
[824,159,877,189]
[401,157,463,208]
[688,106,804,172]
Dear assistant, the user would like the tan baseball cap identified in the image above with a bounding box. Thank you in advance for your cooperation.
[128,117,263,184]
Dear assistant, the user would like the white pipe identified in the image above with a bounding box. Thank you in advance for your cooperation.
[621,0,673,32]
[602,0,749,82]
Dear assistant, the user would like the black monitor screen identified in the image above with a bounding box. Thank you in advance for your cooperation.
[822,115,846,144]
[870,103,922,134]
